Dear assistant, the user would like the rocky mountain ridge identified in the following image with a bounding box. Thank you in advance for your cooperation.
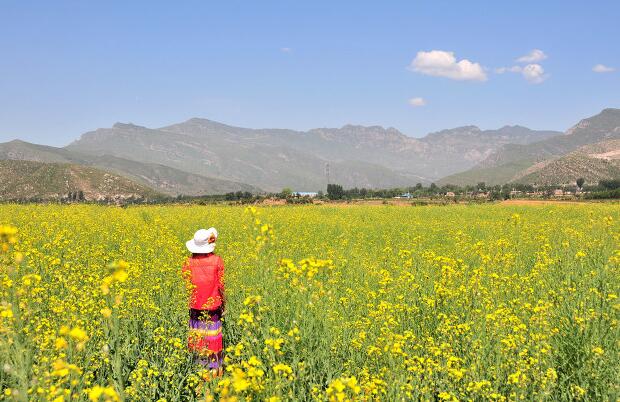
[2,108,618,195]
[64,118,561,191]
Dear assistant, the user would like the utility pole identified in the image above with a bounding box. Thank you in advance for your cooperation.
[325,163,330,185]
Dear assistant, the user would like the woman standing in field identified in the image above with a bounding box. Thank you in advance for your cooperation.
[182,228,225,376]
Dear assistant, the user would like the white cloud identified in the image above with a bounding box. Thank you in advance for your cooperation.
[408,97,426,107]
[521,64,547,83]
[495,64,547,84]
[280,47,292,53]
[495,66,522,74]
[516,49,547,63]
[593,64,615,73]
[409,50,487,81]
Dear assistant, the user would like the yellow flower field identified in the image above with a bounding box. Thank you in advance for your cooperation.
[0,203,619,401]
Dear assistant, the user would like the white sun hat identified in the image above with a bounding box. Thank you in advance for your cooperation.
[186,227,218,254]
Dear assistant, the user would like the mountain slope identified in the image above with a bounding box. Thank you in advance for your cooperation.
[0,140,260,196]
[0,160,161,201]
[86,155,260,196]
[513,139,620,186]
[0,139,79,163]
[440,109,620,185]
[478,108,620,168]
[65,119,559,190]
[438,159,537,186]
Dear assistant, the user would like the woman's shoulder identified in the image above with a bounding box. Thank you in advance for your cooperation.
[194,253,222,264]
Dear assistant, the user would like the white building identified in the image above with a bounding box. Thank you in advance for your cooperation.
[294,192,319,198]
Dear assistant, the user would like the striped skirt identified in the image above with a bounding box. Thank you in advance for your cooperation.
[188,308,223,370]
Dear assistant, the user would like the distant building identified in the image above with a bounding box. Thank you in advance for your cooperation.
[553,189,564,197]
[445,191,456,197]
[395,192,413,199]
[294,192,318,198]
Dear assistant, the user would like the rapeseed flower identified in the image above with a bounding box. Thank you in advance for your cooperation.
[0,203,618,400]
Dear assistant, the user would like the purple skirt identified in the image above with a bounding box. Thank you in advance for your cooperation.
[188,308,223,369]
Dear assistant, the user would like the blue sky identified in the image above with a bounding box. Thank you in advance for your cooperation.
[1,1,618,146]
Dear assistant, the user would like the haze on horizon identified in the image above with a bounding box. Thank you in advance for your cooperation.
[0,1,618,147]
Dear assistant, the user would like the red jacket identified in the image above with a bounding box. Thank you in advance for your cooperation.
[182,254,225,310]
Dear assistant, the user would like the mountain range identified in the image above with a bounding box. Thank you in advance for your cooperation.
[0,108,619,199]
[63,119,560,191]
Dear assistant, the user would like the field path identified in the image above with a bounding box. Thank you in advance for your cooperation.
[501,199,599,206]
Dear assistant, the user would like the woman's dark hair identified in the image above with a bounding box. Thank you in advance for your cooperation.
[192,252,211,257]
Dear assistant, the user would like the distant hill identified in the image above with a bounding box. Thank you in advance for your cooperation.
[439,109,620,186]
[0,160,161,201]
[437,159,536,187]
[0,140,260,196]
[64,119,559,191]
[478,108,620,168]
[512,139,620,186]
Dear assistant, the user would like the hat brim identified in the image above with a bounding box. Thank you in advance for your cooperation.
[186,240,216,254]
